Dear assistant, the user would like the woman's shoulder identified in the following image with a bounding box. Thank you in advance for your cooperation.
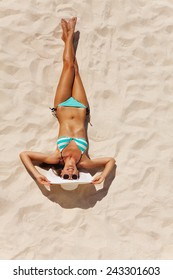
[41,150,61,164]
[79,155,115,169]
[78,154,96,169]
[78,154,90,168]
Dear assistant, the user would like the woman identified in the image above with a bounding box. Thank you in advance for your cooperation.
[20,17,115,187]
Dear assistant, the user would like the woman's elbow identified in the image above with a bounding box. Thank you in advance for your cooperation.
[110,158,116,168]
[19,151,28,160]
[109,157,116,164]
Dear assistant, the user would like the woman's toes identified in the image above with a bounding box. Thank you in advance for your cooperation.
[68,17,77,32]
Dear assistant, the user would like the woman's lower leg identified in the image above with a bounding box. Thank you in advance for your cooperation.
[54,18,77,107]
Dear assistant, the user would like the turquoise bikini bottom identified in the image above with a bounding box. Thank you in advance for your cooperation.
[49,97,89,116]
[58,97,87,108]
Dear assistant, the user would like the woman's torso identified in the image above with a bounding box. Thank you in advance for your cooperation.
[49,106,89,165]
[56,107,87,138]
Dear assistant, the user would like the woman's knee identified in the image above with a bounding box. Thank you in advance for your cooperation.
[63,57,75,69]
[74,61,79,75]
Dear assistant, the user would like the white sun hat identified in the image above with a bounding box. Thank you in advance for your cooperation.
[46,168,93,191]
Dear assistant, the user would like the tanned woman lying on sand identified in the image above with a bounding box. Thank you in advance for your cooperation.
[20,17,115,187]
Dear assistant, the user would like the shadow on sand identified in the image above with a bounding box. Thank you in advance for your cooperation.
[36,164,116,209]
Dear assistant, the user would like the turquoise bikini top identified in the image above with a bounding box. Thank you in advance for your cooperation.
[57,136,88,153]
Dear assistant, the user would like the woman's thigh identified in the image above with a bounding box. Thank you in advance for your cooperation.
[54,65,75,107]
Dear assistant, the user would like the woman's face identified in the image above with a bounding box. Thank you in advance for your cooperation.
[61,162,79,180]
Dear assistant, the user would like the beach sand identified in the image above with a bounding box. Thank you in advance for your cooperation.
[0,0,173,259]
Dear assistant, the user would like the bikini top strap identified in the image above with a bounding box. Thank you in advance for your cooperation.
[60,151,64,161]
[76,153,83,165]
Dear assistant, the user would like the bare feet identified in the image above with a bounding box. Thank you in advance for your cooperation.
[61,17,79,54]
[61,17,77,42]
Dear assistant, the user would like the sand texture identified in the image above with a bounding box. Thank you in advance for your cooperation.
[1,0,173,259]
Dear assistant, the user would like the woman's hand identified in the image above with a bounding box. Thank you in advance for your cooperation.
[92,174,105,184]
[35,174,51,187]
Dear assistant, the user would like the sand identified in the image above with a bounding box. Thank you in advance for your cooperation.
[0,0,173,260]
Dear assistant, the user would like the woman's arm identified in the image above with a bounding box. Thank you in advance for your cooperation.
[92,158,116,184]
[19,151,59,186]
[81,156,116,184]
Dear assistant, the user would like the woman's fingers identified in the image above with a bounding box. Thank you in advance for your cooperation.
[92,175,105,184]
[43,180,51,186]
[36,175,51,186]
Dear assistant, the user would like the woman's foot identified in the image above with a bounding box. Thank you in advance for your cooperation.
[61,17,77,42]
[67,17,77,35]
[61,19,68,42]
